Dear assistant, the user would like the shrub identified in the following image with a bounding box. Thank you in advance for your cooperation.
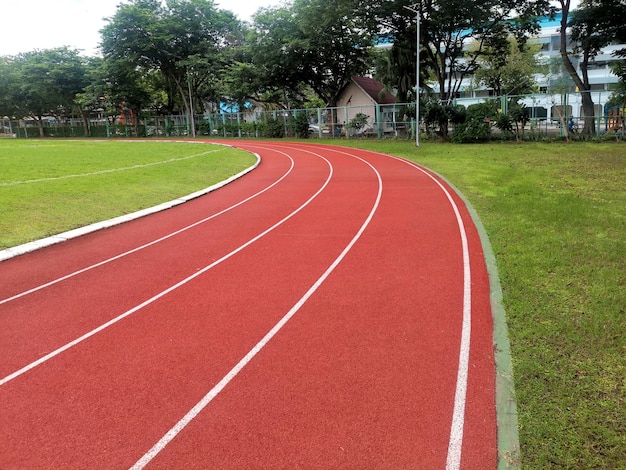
[452,101,498,143]
[294,112,310,138]
[258,117,284,138]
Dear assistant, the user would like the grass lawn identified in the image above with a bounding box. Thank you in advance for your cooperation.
[334,139,626,469]
[0,139,256,249]
[1,138,624,468]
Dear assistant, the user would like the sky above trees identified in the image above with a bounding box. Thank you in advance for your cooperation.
[0,0,281,57]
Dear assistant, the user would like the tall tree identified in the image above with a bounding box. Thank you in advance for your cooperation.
[472,36,541,96]
[566,0,626,134]
[247,0,375,107]
[293,0,374,106]
[370,0,428,114]
[243,5,311,107]
[100,0,242,118]
[369,0,551,103]
[1,48,90,136]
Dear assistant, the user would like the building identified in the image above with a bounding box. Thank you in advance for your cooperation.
[451,13,623,124]
[311,76,402,137]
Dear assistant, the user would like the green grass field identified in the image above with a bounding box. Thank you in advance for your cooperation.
[1,138,624,468]
[340,140,626,469]
[0,140,256,249]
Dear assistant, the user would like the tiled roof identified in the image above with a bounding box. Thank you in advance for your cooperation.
[351,76,396,104]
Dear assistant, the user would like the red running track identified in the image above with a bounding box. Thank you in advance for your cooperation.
[0,141,496,469]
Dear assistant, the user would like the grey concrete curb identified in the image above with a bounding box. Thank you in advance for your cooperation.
[0,145,260,263]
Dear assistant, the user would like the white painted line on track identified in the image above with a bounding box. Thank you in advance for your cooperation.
[0,152,290,305]
[376,151,471,470]
[0,149,226,187]
[301,144,472,469]
[130,148,383,470]
[0,150,332,387]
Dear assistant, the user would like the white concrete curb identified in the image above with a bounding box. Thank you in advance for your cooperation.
[0,145,260,263]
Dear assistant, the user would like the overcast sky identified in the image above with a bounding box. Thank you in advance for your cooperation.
[0,0,284,57]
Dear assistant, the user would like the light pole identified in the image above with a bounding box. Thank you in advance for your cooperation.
[404,3,420,147]
[187,70,196,138]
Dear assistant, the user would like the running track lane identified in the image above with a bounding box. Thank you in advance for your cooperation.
[0,141,497,469]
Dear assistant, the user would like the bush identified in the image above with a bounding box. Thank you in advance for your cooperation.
[258,117,284,138]
[423,100,467,139]
[348,113,369,133]
[294,112,310,138]
[452,101,497,143]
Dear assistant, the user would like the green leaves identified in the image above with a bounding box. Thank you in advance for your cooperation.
[1,48,91,128]
[101,0,244,115]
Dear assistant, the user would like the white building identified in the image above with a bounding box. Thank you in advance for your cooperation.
[448,13,623,125]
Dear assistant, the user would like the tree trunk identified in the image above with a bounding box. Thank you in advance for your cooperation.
[580,91,596,135]
[82,112,90,137]
[559,0,596,135]
[36,116,45,138]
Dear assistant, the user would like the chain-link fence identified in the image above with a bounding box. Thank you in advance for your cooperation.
[1,91,623,139]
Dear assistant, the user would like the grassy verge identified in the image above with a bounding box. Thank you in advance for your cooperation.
[0,139,256,249]
[330,139,625,468]
[2,137,624,467]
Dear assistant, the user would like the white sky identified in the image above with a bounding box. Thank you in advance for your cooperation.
[0,0,283,57]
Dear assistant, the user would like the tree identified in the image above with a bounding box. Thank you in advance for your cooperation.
[367,0,425,107]
[0,57,20,120]
[247,0,375,108]
[559,0,626,135]
[368,0,551,103]
[100,0,243,121]
[1,48,91,137]
[294,0,375,106]
[241,5,311,108]
[472,37,541,96]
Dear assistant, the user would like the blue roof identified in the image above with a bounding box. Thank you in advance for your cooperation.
[539,13,563,28]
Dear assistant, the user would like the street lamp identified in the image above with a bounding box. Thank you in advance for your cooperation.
[404,3,420,147]
[187,69,196,138]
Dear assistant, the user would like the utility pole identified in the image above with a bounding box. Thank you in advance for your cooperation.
[187,70,196,138]
[404,3,420,147]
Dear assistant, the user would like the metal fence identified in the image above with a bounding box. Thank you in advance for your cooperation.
[1,91,623,139]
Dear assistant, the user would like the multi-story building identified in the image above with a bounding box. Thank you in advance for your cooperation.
[453,13,624,126]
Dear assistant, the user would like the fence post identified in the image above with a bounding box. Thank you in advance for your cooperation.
[597,91,601,137]
[317,108,322,138]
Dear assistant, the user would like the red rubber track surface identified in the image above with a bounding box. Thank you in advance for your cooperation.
[0,142,496,469]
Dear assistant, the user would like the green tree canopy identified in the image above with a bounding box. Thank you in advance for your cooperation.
[246,0,375,107]
[472,36,541,96]
[367,0,552,103]
[100,0,243,116]
[0,48,91,136]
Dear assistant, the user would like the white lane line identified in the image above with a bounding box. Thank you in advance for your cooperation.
[0,149,225,187]
[225,144,473,468]
[381,152,472,470]
[1,153,292,305]
[130,149,383,470]
[0,151,332,387]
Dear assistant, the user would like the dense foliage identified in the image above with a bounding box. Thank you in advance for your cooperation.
[1,0,624,139]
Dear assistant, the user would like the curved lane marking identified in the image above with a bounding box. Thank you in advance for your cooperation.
[0,149,333,386]
[0,148,226,187]
[353,148,472,470]
[1,151,291,305]
[0,143,257,262]
[303,144,472,469]
[130,145,383,470]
